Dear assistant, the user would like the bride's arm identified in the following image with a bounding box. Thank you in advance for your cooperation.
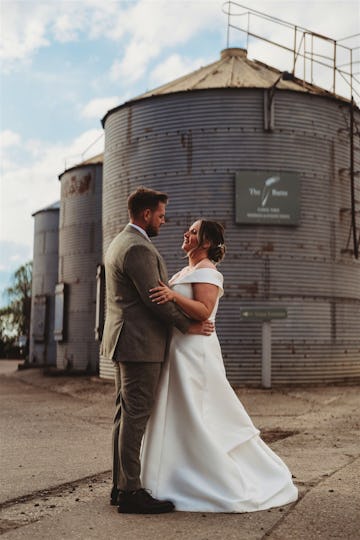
[149,280,218,321]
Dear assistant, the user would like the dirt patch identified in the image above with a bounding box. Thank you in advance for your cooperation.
[0,472,111,534]
[261,428,299,443]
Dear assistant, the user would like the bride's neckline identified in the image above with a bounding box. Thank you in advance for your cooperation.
[179,263,217,276]
[191,260,217,270]
[190,256,217,269]
[169,264,220,286]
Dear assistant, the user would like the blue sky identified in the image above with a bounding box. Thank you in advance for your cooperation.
[0,0,359,306]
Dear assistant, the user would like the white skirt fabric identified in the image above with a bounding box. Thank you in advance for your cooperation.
[140,269,298,512]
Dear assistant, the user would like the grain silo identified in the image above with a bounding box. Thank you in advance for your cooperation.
[29,201,60,366]
[100,47,360,385]
[56,155,103,372]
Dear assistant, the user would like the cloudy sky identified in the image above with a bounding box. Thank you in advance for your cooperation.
[0,0,359,305]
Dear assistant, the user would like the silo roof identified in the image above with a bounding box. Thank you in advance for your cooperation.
[135,48,338,99]
[102,47,350,126]
[58,153,104,180]
[80,153,104,165]
[32,200,60,217]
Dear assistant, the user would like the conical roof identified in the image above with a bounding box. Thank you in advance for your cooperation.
[58,153,104,180]
[133,47,336,100]
[80,153,104,166]
[102,48,348,126]
[32,200,60,217]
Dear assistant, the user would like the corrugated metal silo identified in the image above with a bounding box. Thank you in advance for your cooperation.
[29,201,60,366]
[56,155,103,372]
[101,48,360,384]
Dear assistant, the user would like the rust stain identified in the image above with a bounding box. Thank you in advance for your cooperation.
[180,132,192,175]
[261,242,274,252]
[246,282,258,296]
[63,173,92,197]
[127,108,132,144]
[187,132,192,175]
[238,282,258,297]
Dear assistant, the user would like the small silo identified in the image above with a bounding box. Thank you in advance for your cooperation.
[29,201,60,366]
[56,154,103,372]
[100,48,360,385]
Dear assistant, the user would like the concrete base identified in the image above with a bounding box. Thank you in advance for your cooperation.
[1,360,359,539]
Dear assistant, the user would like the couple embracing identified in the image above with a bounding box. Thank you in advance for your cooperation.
[100,187,298,514]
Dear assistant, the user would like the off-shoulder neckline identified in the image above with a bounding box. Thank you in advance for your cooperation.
[170,266,223,285]
[190,266,221,273]
[178,266,222,276]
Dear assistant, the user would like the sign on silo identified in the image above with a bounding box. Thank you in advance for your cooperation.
[235,171,300,225]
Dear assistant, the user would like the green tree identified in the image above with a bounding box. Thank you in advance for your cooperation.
[0,309,18,357]
[0,261,32,356]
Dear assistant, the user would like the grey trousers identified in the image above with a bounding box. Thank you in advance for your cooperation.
[112,361,162,492]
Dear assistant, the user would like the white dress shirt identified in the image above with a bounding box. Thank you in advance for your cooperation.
[129,223,151,241]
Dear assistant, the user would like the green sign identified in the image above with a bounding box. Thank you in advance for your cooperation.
[235,171,300,225]
[240,308,288,321]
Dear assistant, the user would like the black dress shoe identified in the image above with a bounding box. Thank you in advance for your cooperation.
[117,488,175,514]
[110,486,119,506]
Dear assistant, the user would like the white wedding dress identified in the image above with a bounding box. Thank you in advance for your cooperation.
[140,267,298,512]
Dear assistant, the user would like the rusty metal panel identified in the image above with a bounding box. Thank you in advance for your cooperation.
[29,203,59,366]
[57,164,102,372]
[101,87,360,384]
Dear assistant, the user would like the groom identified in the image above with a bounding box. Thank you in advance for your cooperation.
[100,186,214,514]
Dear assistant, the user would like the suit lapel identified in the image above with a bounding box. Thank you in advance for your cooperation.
[126,224,169,282]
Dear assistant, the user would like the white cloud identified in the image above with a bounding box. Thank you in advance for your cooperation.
[1,0,358,270]
[0,0,118,68]
[87,0,126,40]
[228,0,359,101]
[0,241,31,268]
[52,12,84,43]
[0,130,21,149]
[0,1,51,65]
[150,54,210,87]
[0,131,23,174]
[9,254,22,262]
[109,0,221,82]
[1,0,222,80]
[0,129,104,248]
[81,96,121,119]
[110,40,161,83]
[2,0,357,94]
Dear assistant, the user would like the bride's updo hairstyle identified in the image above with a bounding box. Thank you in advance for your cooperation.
[198,220,226,264]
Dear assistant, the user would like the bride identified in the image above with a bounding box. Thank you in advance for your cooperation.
[141,219,298,512]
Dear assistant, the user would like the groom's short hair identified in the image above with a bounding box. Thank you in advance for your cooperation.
[128,186,168,218]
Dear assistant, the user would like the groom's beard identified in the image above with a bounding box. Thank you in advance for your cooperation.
[146,224,160,237]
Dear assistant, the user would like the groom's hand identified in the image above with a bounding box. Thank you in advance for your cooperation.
[187,320,215,336]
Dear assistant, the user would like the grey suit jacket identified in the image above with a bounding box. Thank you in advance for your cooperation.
[100,224,191,363]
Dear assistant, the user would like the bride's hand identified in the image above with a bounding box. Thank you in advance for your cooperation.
[149,280,175,304]
[188,320,215,336]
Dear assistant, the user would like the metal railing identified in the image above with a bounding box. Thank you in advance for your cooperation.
[222,1,360,259]
[222,1,360,103]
